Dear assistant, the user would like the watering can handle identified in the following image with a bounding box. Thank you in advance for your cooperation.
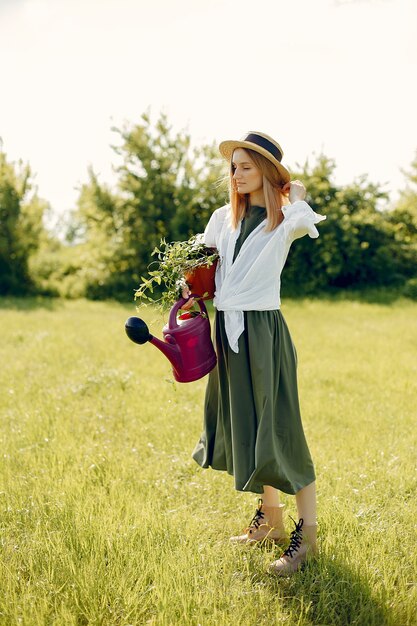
[168,294,209,329]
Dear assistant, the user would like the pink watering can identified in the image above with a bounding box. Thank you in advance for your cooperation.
[125,296,217,383]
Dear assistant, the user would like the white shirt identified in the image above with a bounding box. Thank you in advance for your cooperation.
[203,200,326,353]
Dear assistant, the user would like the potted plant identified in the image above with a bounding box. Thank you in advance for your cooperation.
[135,235,219,309]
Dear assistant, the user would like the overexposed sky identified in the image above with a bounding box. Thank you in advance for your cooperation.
[0,0,416,215]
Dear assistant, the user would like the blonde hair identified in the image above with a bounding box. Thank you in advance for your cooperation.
[228,148,289,231]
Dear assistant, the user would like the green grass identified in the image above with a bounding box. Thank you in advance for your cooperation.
[0,296,416,626]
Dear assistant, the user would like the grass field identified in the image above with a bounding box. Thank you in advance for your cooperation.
[0,296,416,626]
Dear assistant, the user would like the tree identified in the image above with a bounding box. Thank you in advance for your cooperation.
[388,151,417,251]
[282,154,414,294]
[71,112,226,299]
[0,146,48,295]
[385,151,417,296]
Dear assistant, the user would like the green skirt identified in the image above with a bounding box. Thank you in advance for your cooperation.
[192,310,316,495]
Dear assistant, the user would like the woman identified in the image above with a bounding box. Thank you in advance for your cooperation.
[183,131,326,576]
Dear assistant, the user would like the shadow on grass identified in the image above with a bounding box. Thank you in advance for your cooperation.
[253,553,403,626]
[281,286,410,306]
[0,296,63,311]
[0,296,137,312]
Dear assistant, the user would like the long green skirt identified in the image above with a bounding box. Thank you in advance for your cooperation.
[192,309,316,495]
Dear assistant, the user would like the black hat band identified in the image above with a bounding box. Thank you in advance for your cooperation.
[244,133,282,162]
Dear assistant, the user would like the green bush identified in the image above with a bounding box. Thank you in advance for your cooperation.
[403,277,417,300]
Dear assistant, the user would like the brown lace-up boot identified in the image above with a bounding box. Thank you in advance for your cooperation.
[230,498,287,545]
[268,516,318,576]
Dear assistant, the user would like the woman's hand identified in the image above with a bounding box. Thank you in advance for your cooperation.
[180,285,195,310]
[282,180,306,203]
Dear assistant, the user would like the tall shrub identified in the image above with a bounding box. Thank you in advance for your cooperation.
[0,147,47,295]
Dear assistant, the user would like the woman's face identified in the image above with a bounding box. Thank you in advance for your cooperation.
[232,148,263,194]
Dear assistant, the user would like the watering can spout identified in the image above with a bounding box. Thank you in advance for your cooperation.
[125,316,183,373]
[149,334,183,373]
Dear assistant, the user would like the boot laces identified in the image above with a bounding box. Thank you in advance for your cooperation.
[283,517,304,558]
[247,498,265,530]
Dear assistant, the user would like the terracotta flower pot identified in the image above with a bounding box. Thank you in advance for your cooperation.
[185,260,218,300]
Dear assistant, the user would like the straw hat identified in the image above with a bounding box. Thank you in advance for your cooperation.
[219,131,290,184]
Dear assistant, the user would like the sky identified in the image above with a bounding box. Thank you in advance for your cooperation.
[0,0,416,218]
